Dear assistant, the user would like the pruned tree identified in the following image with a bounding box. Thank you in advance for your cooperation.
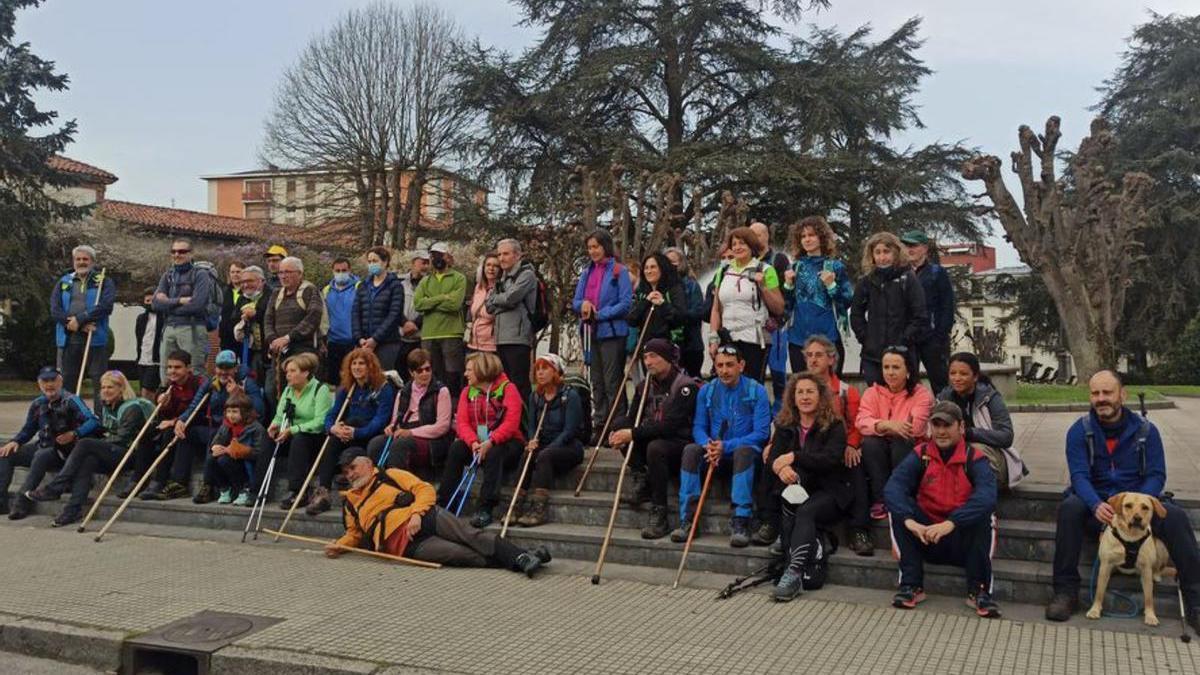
[962,116,1153,380]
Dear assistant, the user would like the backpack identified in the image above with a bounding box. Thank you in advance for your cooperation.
[529,268,551,335]
[170,261,223,331]
[274,280,330,341]
[713,260,785,322]
[562,374,592,443]
[1081,415,1152,478]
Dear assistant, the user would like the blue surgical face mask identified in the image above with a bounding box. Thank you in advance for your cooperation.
[333,272,351,285]
[367,263,383,277]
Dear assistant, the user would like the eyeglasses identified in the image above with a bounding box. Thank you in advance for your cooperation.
[411,365,432,373]
[885,345,909,354]
[170,249,191,255]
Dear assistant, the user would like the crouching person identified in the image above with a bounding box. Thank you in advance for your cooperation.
[884,401,1000,618]
[328,448,550,576]
[203,392,267,506]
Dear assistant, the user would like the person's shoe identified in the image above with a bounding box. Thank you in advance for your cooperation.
[216,489,233,505]
[470,508,494,529]
[767,536,784,558]
[669,516,697,543]
[508,489,527,524]
[849,528,875,556]
[967,587,1002,619]
[138,481,164,500]
[7,494,33,521]
[624,470,651,510]
[772,569,804,602]
[516,552,543,578]
[233,488,252,507]
[641,505,670,540]
[870,502,888,520]
[158,481,190,501]
[751,521,777,546]
[51,506,82,528]
[1044,592,1078,622]
[192,483,214,505]
[0,496,8,516]
[892,585,926,609]
[532,545,553,565]
[1186,608,1200,635]
[280,490,307,510]
[305,487,332,516]
[729,517,751,548]
[27,486,61,502]
[116,478,136,500]
[517,489,548,527]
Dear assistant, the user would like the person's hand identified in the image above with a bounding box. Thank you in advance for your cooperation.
[267,423,280,439]
[157,419,175,431]
[269,336,290,354]
[407,515,422,536]
[1094,502,1115,526]
[54,430,76,446]
[844,446,862,468]
[477,440,492,461]
[470,440,482,454]
[819,270,835,286]
[752,272,765,285]
[925,520,956,544]
[224,379,241,395]
[241,305,257,320]
[0,441,17,457]
[783,269,796,285]
[395,428,412,439]
[771,452,794,476]
[777,466,799,485]
[647,290,664,306]
[580,300,595,320]
[526,438,539,452]
[761,442,773,464]
[904,519,928,542]
[66,316,80,332]
[179,296,192,305]
[82,323,95,333]
[704,441,722,465]
[608,429,632,447]
[401,321,418,337]
[157,392,170,406]
[155,292,169,303]
[384,424,396,438]
[174,419,188,440]
[324,542,343,558]
[363,338,378,351]
[211,444,226,457]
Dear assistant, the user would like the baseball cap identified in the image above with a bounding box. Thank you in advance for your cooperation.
[411,249,430,260]
[430,242,450,255]
[264,244,288,258]
[929,400,964,425]
[899,230,930,246]
[338,446,371,468]
[214,350,239,368]
[36,366,61,381]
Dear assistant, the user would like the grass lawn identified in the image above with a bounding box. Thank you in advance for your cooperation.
[1014,383,1168,404]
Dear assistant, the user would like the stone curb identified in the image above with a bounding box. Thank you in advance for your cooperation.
[0,614,126,672]
[210,646,383,674]
[1010,400,1176,413]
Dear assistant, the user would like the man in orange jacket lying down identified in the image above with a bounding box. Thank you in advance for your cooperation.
[325,447,551,576]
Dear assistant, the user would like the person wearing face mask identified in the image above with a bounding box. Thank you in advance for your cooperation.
[134,286,165,400]
[850,232,927,387]
[233,266,271,387]
[323,257,360,381]
[414,243,467,399]
[50,245,116,411]
[353,247,406,372]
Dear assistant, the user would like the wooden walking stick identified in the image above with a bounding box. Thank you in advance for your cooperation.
[275,384,355,540]
[73,267,105,397]
[263,529,442,569]
[591,374,653,585]
[76,399,164,533]
[94,393,210,542]
[672,460,716,589]
[501,402,549,538]
[575,307,655,496]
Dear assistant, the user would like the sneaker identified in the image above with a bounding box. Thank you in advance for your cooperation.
[138,480,164,500]
[7,494,33,520]
[305,487,332,516]
[51,506,82,528]
[849,528,875,556]
[767,536,784,558]
[1044,592,1078,622]
[729,517,751,548]
[669,518,697,543]
[968,588,1002,619]
[892,585,926,609]
[641,505,670,540]
[216,489,233,505]
[27,487,61,502]
[751,521,777,546]
[158,481,190,501]
[470,508,494,529]
[192,483,214,505]
[870,502,888,520]
[233,488,252,507]
[516,552,543,578]
[531,545,553,565]
[772,569,804,602]
[1186,608,1200,635]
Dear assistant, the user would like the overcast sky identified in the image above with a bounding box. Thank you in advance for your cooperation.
[16,0,1197,265]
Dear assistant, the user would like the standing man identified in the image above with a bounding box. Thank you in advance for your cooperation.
[323,257,359,379]
[233,266,270,384]
[50,245,115,410]
[263,245,287,294]
[486,238,539,402]
[218,261,245,352]
[900,231,955,394]
[750,222,790,413]
[152,238,214,379]
[414,242,467,398]
[264,257,325,401]
[134,286,163,401]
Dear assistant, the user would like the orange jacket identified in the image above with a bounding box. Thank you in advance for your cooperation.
[336,468,436,555]
[855,382,934,440]
[829,375,862,449]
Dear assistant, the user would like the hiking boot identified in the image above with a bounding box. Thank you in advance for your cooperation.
[516,552,543,578]
[892,585,926,609]
[669,517,698,543]
[870,502,888,520]
[849,528,875,556]
[158,481,190,501]
[768,536,784,558]
[507,489,527,525]
[967,587,1002,619]
[1044,592,1078,622]
[532,545,553,565]
[773,569,804,602]
[641,505,670,540]
[470,508,494,529]
[27,486,61,502]
[7,494,33,521]
[52,506,82,528]
[751,521,777,546]
[517,489,548,527]
[305,487,332,516]
[216,489,234,505]
[192,483,215,505]
[730,517,751,548]
[138,480,164,500]
[625,470,651,510]
[279,490,307,510]
[233,488,252,507]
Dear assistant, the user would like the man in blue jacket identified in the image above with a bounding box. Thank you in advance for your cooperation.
[673,344,770,547]
[900,231,954,394]
[50,245,116,411]
[151,238,215,379]
[1045,371,1200,630]
[322,258,359,380]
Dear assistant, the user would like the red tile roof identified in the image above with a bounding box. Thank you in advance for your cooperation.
[98,200,272,240]
[48,155,118,184]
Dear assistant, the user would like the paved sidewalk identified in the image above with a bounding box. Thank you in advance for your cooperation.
[0,524,1196,674]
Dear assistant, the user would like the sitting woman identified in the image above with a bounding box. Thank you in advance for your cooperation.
[938,352,1024,490]
[856,346,933,521]
[270,352,334,510]
[438,352,524,528]
[203,391,267,506]
[27,370,153,527]
[767,372,851,602]
[367,348,454,473]
[514,354,583,528]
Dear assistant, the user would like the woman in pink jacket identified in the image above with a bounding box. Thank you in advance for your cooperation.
[855,346,933,520]
[467,252,500,353]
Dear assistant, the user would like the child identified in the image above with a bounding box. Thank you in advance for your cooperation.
[204,391,267,506]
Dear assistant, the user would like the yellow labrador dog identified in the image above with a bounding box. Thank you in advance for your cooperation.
[1087,491,1176,626]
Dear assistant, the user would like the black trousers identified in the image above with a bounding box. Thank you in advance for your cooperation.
[917,335,950,394]
[641,438,686,507]
[497,344,532,405]
[203,453,251,493]
[681,349,705,380]
[325,341,355,383]
[437,438,522,510]
[780,491,845,573]
[1052,493,1200,607]
[407,506,526,568]
[589,337,627,431]
[0,442,68,495]
[519,441,583,492]
[733,341,766,384]
[60,335,107,412]
[176,425,218,484]
[366,433,451,472]
[45,438,123,510]
[860,435,913,504]
[891,508,994,592]
[285,431,335,491]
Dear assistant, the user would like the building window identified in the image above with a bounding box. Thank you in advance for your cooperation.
[243,179,270,202]
[305,179,317,203]
[245,203,271,221]
[971,307,984,318]
[286,179,296,204]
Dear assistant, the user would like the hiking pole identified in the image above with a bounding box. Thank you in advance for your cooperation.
[275,385,355,541]
[501,403,549,538]
[673,457,717,589]
[244,402,292,542]
[77,400,164,533]
[454,463,480,517]
[75,329,93,398]
[263,529,442,569]
[591,374,654,585]
[376,383,404,467]
[1179,585,1194,643]
[576,308,656,496]
[94,393,209,542]
[446,454,480,516]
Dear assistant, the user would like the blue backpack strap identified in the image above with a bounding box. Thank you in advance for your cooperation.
[1135,417,1151,478]
[1081,415,1096,469]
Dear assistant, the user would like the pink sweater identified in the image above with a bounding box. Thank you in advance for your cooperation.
[855,383,934,440]
[468,284,497,352]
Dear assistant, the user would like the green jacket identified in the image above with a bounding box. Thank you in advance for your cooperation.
[272,377,334,435]
[413,269,467,339]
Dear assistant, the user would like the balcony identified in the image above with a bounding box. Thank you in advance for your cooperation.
[242,191,271,202]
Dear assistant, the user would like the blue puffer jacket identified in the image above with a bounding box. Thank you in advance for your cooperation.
[572,258,632,340]
[353,273,406,345]
[325,382,396,442]
[692,376,770,454]
[50,270,116,348]
[785,256,853,345]
[1066,407,1165,511]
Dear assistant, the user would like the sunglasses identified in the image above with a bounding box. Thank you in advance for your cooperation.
[170,249,191,255]
[715,345,741,357]
[885,345,909,354]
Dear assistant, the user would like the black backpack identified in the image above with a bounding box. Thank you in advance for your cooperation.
[530,269,551,334]
[562,374,592,443]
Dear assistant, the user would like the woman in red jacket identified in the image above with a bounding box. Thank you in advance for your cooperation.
[437,351,524,528]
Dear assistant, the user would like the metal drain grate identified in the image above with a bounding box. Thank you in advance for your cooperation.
[121,610,282,675]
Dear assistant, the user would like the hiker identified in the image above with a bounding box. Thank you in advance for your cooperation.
[232,265,270,384]
[185,350,265,504]
[608,339,698,539]
[486,239,539,403]
[767,372,852,602]
[627,251,686,350]
[135,351,208,501]
[782,216,853,378]
[323,257,360,381]
[850,232,927,386]
[262,244,287,293]
[1044,370,1200,633]
[264,256,325,402]
[218,261,246,353]
[201,391,266,507]
[437,352,524,528]
[271,352,335,510]
[676,344,771,547]
[151,238,214,379]
[414,242,468,398]
[467,252,500,355]
[512,354,584,527]
[885,401,1000,618]
[328,448,550,575]
[572,229,632,437]
[663,247,706,379]
[750,221,791,412]
[900,231,956,394]
[937,352,1025,491]
[367,349,454,474]
[134,286,164,400]
[0,366,100,520]
[50,244,116,410]
[396,249,429,371]
[352,246,406,371]
[708,226,785,384]
[856,346,934,521]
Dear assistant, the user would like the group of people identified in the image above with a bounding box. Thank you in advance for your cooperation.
[1,223,1198,627]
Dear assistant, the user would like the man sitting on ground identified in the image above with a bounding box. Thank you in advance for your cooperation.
[327,448,551,576]
[1044,370,1200,631]
[884,401,1000,618]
